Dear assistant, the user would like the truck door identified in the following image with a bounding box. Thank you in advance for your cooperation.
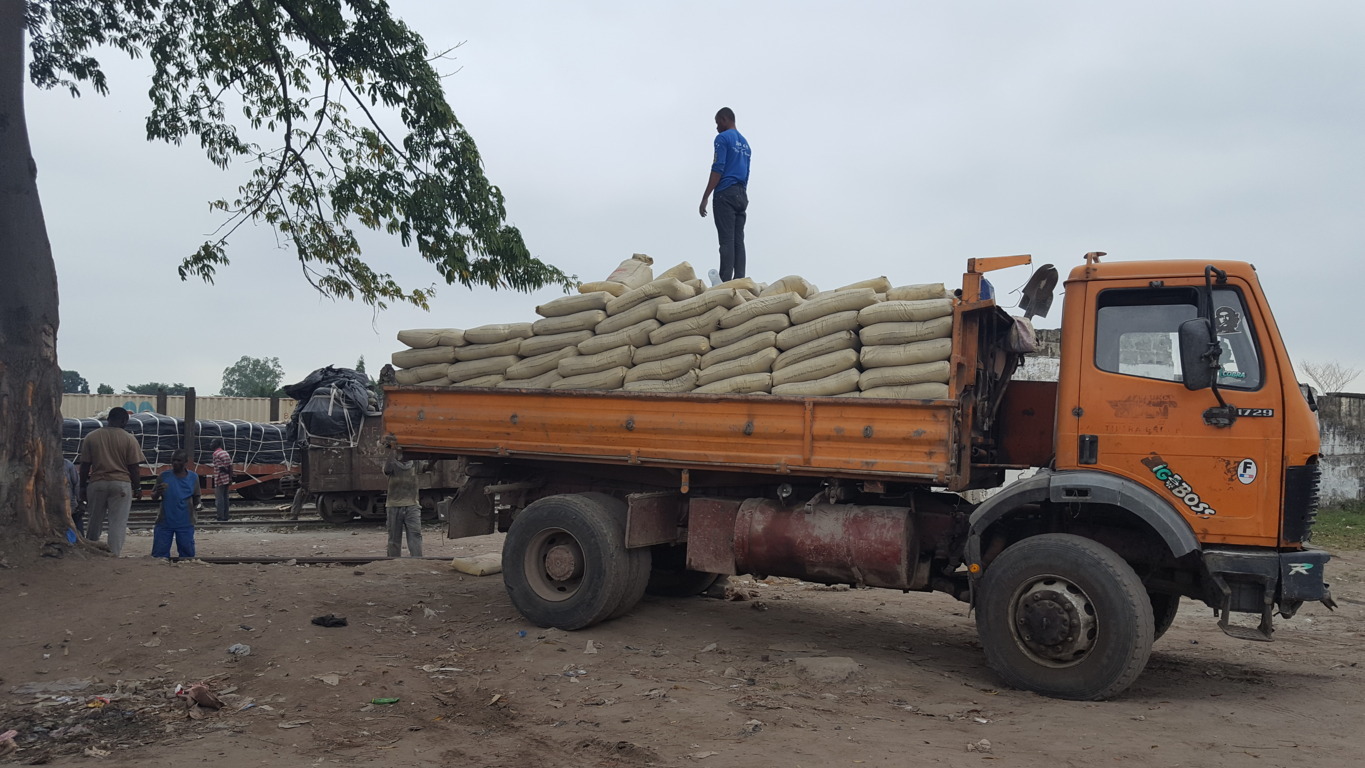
[1068,278,1283,546]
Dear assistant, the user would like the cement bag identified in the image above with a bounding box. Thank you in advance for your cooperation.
[709,276,760,293]
[448,355,520,382]
[633,335,712,364]
[536,291,612,318]
[700,331,778,369]
[760,275,818,299]
[414,377,453,387]
[464,322,534,344]
[505,347,579,379]
[596,297,672,334]
[775,310,862,350]
[552,366,629,391]
[694,372,772,395]
[836,276,892,293]
[657,288,744,323]
[649,305,727,345]
[394,363,451,385]
[697,347,779,387]
[577,280,628,297]
[532,309,607,335]
[392,346,458,368]
[459,374,504,388]
[606,278,696,315]
[710,313,791,348]
[623,369,699,393]
[887,283,949,302]
[454,338,524,361]
[718,292,804,329]
[772,368,861,397]
[857,298,953,325]
[859,383,951,400]
[860,338,953,369]
[559,345,633,377]
[774,330,859,372]
[520,330,593,357]
[398,328,465,349]
[624,353,700,384]
[859,360,951,390]
[579,318,660,355]
[772,349,859,387]
[859,316,954,346]
[685,278,707,294]
[658,261,697,283]
[790,288,880,325]
[604,253,654,288]
[497,369,562,389]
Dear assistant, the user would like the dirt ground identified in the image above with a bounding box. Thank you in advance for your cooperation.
[2,522,1362,768]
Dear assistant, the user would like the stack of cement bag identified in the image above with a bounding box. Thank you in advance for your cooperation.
[391,255,955,399]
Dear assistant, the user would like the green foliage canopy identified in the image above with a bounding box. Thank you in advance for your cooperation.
[127,382,192,395]
[61,369,89,394]
[221,355,286,397]
[26,0,575,309]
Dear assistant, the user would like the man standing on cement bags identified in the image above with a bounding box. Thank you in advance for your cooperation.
[211,439,233,521]
[699,107,751,283]
[78,407,144,555]
[382,437,424,557]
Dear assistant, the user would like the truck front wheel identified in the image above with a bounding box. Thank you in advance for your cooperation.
[503,494,638,630]
[976,533,1154,701]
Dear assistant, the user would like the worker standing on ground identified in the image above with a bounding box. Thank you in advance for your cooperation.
[151,449,201,559]
[382,437,424,557]
[698,107,751,283]
[78,407,144,555]
[211,439,232,521]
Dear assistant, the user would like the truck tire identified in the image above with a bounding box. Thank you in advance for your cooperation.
[316,494,354,525]
[503,494,638,630]
[976,533,1154,701]
[1150,592,1180,642]
[577,493,652,620]
[646,544,722,597]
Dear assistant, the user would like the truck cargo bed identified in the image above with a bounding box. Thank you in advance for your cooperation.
[383,387,961,484]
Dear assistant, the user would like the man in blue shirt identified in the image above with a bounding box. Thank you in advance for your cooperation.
[699,107,751,282]
[151,449,201,559]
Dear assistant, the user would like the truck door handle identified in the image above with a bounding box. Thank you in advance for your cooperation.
[1078,434,1099,465]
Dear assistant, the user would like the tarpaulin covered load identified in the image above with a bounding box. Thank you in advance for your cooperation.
[62,415,296,468]
[283,366,377,446]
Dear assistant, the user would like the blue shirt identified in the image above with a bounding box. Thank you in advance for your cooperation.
[158,470,200,528]
[711,129,751,192]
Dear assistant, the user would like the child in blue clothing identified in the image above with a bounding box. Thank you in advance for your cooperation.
[152,449,201,559]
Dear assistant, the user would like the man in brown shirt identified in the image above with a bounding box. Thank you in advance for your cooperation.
[78,407,144,556]
[382,436,424,557]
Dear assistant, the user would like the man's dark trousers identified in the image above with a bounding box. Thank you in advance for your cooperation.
[713,184,748,282]
[215,484,230,521]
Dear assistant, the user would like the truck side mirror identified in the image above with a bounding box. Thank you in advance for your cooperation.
[1178,318,1219,391]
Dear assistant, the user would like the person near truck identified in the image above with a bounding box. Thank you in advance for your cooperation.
[698,107,751,283]
[150,449,201,559]
[211,439,232,521]
[382,436,424,557]
[78,407,143,555]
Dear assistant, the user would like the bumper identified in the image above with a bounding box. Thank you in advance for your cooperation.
[1201,547,1334,641]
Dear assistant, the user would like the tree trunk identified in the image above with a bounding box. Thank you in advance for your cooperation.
[0,0,69,542]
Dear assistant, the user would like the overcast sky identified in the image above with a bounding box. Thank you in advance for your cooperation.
[29,1,1365,401]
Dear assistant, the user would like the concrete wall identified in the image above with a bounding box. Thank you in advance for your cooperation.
[1014,328,1364,503]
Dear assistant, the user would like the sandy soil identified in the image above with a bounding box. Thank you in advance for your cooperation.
[2,523,1362,767]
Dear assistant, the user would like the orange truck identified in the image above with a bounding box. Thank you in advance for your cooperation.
[383,253,1333,700]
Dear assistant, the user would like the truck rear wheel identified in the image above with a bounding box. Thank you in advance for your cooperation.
[576,493,651,620]
[976,533,1154,701]
[503,494,639,630]
[646,544,721,597]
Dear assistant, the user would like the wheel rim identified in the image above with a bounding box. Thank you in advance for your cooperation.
[524,527,586,603]
[1009,575,1099,667]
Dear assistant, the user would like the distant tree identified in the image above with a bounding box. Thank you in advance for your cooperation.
[355,356,367,374]
[127,382,192,396]
[96,383,114,395]
[61,369,89,394]
[1302,361,1362,394]
[221,356,286,397]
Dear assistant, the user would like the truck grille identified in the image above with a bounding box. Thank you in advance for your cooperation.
[1282,464,1321,543]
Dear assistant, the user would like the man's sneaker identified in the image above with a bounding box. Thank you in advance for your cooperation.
[708,268,721,287]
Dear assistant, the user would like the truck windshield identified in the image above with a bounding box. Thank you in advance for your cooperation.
[1095,286,1263,390]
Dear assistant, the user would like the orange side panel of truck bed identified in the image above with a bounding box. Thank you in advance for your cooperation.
[383,387,959,483]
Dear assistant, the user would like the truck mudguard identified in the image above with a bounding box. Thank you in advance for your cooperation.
[966,469,1201,570]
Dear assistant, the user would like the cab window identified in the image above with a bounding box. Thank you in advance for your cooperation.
[1094,286,1262,390]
